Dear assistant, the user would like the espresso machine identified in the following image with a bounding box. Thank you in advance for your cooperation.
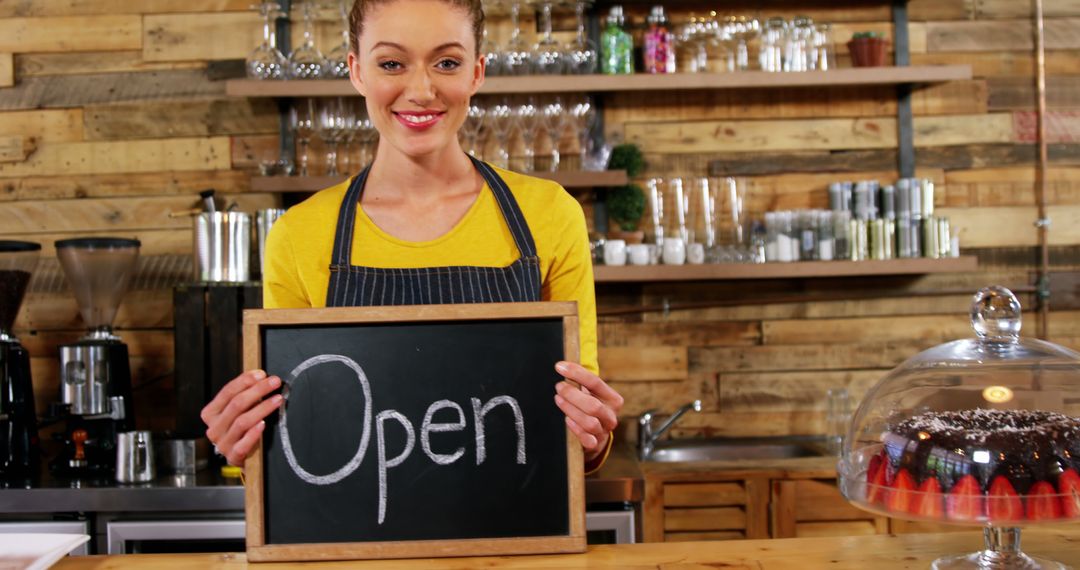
[51,238,140,476]
[0,241,41,476]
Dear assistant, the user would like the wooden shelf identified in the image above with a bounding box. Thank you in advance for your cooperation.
[225,66,972,97]
[249,170,628,192]
[593,256,978,282]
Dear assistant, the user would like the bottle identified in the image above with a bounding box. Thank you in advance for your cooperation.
[602,6,634,75]
[644,6,675,74]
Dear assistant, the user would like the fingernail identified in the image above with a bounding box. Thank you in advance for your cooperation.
[269,376,281,388]
[252,370,267,380]
[555,362,569,374]
[554,381,566,393]
[272,394,283,404]
[554,395,564,406]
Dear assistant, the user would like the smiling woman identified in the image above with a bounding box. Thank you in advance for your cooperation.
[200,0,622,477]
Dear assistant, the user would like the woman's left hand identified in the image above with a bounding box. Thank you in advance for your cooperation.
[554,361,624,461]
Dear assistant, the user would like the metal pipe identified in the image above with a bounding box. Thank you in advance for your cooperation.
[1034,0,1051,340]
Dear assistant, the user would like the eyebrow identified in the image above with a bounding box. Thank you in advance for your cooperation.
[370,41,467,53]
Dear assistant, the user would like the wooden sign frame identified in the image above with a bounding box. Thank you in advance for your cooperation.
[242,302,586,562]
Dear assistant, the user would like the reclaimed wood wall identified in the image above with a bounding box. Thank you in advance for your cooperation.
[0,0,1077,439]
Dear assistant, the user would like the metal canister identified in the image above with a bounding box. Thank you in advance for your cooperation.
[194,212,251,282]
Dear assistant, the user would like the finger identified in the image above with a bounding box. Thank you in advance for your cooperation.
[565,417,599,451]
[223,393,283,448]
[228,420,266,467]
[206,375,282,442]
[202,370,266,420]
[555,361,624,410]
[556,382,617,432]
[554,392,608,438]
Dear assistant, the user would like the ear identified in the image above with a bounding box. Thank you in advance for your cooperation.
[348,51,367,97]
[469,53,485,96]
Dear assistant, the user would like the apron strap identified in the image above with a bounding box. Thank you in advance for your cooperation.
[468,155,539,259]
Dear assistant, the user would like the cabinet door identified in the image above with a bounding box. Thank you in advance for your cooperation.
[771,479,888,538]
[645,479,769,542]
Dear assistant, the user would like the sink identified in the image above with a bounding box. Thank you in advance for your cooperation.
[644,437,830,463]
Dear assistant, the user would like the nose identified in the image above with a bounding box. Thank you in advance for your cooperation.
[405,67,436,105]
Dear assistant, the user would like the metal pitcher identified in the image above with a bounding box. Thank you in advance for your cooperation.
[116,431,155,483]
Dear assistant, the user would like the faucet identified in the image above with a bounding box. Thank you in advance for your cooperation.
[637,400,702,460]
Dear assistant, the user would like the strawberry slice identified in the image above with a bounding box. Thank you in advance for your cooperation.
[988,475,1024,522]
[1027,481,1062,521]
[912,476,943,519]
[1059,468,1080,518]
[887,468,917,513]
[866,452,888,505]
[947,474,986,521]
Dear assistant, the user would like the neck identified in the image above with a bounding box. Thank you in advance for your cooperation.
[366,140,477,200]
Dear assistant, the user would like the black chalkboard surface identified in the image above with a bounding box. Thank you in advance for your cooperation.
[242,303,585,562]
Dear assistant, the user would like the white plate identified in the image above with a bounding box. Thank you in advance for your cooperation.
[0,534,90,570]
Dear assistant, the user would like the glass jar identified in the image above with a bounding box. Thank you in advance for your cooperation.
[644,6,676,74]
[601,6,634,75]
[817,210,835,261]
[759,17,787,72]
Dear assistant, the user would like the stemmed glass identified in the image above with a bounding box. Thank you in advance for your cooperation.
[724,176,748,261]
[324,0,351,78]
[462,101,487,158]
[287,1,326,79]
[532,1,564,75]
[246,1,286,80]
[513,97,541,172]
[569,95,596,170]
[540,97,565,172]
[354,101,378,168]
[501,0,533,75]
[316,98,352,176]
[289,98,316,176]
[566,0,597,74]
[485,99,514,169]
[481,29,503,77]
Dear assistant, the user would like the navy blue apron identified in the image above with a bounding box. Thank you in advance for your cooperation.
[326,156,542,306]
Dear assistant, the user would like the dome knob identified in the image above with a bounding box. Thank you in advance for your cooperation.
[970,286,1022,342]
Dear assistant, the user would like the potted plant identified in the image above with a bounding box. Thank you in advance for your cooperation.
[847,31,889,67]
[605,143,647,243]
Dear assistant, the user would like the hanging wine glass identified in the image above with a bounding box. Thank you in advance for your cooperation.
[532,1,564,75]
[462,101,487,158]
[289,98,316,176]
[540,96,565,172]
[287,1,326,79]
[324,0,351,78]
[356,101,378,167]
[566,0,597,74]
[570,94,596,170]
[501,0,533,76]
[481,29,503,77]
[246,1,287,80]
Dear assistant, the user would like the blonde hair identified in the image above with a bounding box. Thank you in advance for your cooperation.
[349,0,485,56]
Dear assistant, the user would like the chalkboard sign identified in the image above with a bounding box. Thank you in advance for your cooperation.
[242,302,585,562]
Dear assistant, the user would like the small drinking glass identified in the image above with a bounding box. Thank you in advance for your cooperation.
[286,1,326,80]
[686,177,718,258]
[825,387,851,456]
[246,1,286,80]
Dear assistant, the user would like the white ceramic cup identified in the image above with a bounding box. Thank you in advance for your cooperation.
[662,238,686,265]
[687,243,706,265]
[603,239,627,266]
[627,244,650,266]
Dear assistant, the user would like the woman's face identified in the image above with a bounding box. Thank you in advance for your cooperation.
[348,0,484,161]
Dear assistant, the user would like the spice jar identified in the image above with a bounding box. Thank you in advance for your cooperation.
[644,6,676,74]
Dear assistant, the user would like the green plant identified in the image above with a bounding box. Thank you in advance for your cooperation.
[606,143,646,178]
[606,183,646,232]
[851,31,883,40]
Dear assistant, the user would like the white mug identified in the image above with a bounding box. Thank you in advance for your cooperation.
[662,238,686,265]
[603,239,627,266]
[687,243,706,265]
[627,244,650,266]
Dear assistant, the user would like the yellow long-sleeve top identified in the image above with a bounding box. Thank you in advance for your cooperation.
[262,165,599,377]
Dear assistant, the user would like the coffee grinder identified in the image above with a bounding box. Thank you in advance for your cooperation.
[51,238,140,476]
[0,241,41,476]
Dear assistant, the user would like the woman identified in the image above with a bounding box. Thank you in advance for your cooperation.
[201,0,622,474]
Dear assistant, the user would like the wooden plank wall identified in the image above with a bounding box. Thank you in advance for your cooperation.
[1,1,1078,439]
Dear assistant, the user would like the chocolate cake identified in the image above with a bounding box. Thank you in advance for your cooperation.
[866,409,1080,522]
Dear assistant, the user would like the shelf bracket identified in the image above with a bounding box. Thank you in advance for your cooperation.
[893,0,915,178]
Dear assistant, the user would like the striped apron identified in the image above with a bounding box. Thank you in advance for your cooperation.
[325,156,542,307]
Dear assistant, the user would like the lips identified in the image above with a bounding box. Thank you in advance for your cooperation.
[394,111,445,130]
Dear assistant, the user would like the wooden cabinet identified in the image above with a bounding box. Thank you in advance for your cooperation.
[644,478,770,542]
[770,478,888,539]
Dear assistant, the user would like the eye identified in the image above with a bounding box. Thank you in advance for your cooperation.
[436,58,462,71]
[378,60,403,71]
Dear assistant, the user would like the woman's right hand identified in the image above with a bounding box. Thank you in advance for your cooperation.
[201,369,284,466]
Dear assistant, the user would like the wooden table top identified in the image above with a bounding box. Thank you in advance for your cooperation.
[55,528,1080,569]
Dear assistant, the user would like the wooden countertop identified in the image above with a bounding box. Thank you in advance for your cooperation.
[54,528,1080,568]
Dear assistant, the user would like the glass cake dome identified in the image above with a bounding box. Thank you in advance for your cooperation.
[838,286,1080,570]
